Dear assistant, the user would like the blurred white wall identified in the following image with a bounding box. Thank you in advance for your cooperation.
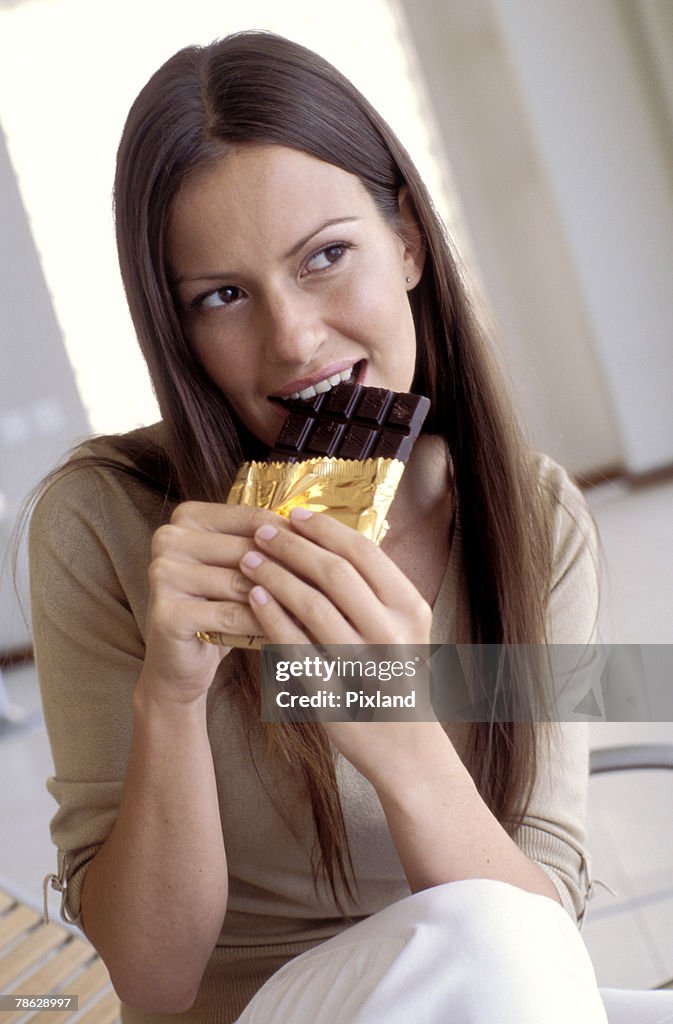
[397,0,673,478]
[0,125,90,649]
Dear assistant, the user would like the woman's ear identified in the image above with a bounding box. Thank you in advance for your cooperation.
[398,186,426,288]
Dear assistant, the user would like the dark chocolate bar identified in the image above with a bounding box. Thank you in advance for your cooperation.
[269,383,430,462]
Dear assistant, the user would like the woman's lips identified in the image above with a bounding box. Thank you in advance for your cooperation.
[269,360,365,405]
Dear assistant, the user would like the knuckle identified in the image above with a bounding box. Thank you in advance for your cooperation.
[170,501,194,526]
[147,556,172,588]
[151,523,180,557]
[230,570,252,596]
[358,533,378,555]
[216,604,245,632]
[273,529,295,557]
[322,555,354,590]
[297,589,331,626]
[343,528,377,557]
[249,507,282,530]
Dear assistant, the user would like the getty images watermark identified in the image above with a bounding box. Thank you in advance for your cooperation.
[260,644,673,723]
[273,653,421,713]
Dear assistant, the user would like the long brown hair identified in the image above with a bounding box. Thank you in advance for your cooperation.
[76,32,557,907]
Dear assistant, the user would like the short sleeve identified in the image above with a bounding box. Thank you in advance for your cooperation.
[29,461,166,925]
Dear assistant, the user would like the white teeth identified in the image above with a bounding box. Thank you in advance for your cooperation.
[283,365,357,403]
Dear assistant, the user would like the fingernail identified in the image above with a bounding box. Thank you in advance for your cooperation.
[242,551,264,569]
[290,507,313,522]
[250,585,270,606]
[256,524,278,542]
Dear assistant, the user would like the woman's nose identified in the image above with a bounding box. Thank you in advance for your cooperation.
[261,288,327,366]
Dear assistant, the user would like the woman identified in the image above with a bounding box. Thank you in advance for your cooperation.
[30,31,607,1023]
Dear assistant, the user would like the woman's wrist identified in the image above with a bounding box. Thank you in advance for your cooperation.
[133,667,210,720]
[366,722,464,803]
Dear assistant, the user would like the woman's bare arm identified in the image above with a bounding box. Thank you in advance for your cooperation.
[79,502,285,1013]
[365,723,561,902]
[81,682,226,1013]
[237,508,562,906]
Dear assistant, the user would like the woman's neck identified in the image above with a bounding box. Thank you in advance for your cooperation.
[381,434,454,605]
[387,433,452,529]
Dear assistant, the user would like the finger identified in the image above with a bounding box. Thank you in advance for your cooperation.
[148,559,252,602]
[151,590,264,641]
[247,584,312,645]
[152,524,255,569]
[244,521,393,640]
[170,501,290,537]
[240,548,362,644]
[287,509,422,609]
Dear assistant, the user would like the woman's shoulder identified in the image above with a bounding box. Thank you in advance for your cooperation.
[533,451,583,502]
[532,453,601,641]
[532,452,596,545]
[30,421,175,549]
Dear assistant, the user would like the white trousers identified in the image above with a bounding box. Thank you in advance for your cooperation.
[235,879,673,1024]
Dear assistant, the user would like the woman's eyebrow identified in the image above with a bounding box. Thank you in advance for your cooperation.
[282,217,361,260]
[173,217,362,286]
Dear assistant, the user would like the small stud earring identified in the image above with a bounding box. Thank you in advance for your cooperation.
[405,276,412,284]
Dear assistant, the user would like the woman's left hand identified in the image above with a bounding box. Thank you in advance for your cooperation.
[239,506,432,646]
[238,506,438,782]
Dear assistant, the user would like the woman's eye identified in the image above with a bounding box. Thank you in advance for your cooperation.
[304,243,349,274]
[194,285,242,309]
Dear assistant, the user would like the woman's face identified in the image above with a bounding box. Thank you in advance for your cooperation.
[168,144,425,445]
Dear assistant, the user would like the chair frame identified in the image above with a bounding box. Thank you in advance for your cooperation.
[589,741,673,992]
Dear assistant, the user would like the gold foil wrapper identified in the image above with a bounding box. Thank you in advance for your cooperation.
[229,457,404,540]
[199,457,405,650]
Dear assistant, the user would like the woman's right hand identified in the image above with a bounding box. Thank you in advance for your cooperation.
[141,501,288,704]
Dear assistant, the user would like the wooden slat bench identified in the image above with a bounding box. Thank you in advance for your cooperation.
[0,886,120,1023]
